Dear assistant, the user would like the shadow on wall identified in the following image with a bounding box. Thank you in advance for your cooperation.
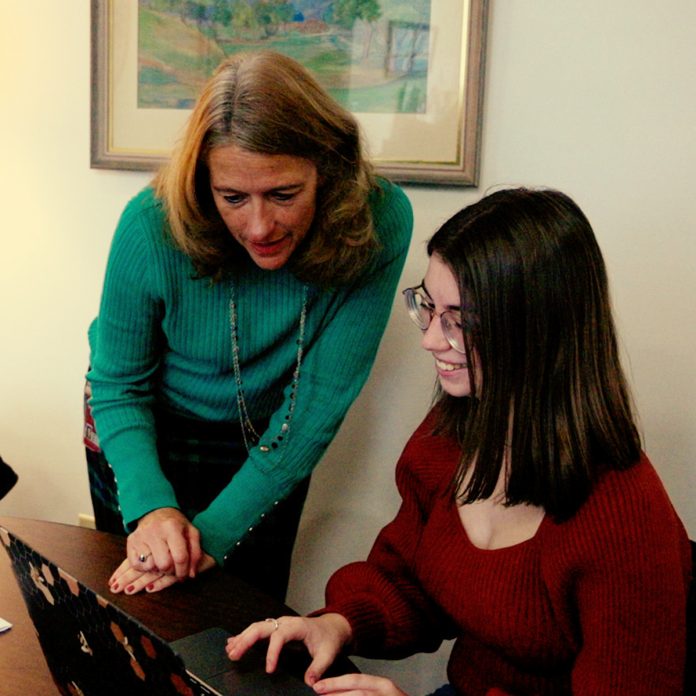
[0,457,18,501]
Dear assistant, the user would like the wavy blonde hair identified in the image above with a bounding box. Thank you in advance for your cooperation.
[153,51,379,286]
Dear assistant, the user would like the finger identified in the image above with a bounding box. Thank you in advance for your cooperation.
[146,526,189,576]
[143,530,180,574]
[109,557,132,586]
[313,673,359,689]
[265,623,293,672]
[159,531,189,579]
[150,522,199,577]
[144,573,180,594]
[123,570,167,595]
[303,645,340,687]
[148,534,176,575]
[127,534,156,572]
[227,617,290,661]
[226,621,274,660]
[186,526,202,578]
[138,550,156,572]
[110,559,152,591]
[111,567,163,595]
[313,673,395,694]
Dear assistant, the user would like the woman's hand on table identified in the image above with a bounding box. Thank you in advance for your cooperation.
[109,550,216,595]
[226,613,353,688]
[109,507,216,594]
[127,507,202,579]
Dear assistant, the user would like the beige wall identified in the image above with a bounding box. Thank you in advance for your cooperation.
[1,2,694,692]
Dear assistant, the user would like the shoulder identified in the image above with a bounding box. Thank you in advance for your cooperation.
[109,186,175,256]
[545,453,688,570]
[105,186,189,284]
[582,454,682,528]
[113,186,167,243]
[119,186,163,223]
[369,178,413,250]
[395,409,459,503]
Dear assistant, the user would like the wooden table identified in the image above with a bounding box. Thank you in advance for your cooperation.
[0,516,352,695]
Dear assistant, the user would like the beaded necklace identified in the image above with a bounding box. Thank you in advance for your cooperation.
[229,283,309,454]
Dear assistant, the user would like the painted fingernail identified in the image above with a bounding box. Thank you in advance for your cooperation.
[145,584,155,592]
[110,582,119,593]
[125,585,135,594]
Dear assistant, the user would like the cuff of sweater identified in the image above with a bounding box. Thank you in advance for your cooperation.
[193,462,285,566]
[101,433,179,529]
[312,594,388,655]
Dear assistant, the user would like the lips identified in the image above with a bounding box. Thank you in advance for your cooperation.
[435,358,467,373]
[249,236,290,256]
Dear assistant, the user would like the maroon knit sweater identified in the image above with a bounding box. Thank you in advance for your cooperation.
[320,411,691,695]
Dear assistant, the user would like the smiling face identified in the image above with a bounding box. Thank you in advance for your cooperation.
[421,254,481,398]
[208,144,319,271]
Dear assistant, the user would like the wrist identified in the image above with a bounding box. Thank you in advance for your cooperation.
[319,612,352,649]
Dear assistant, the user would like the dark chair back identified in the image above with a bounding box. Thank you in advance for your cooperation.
[0,456,18,500]
[686,540,695,695]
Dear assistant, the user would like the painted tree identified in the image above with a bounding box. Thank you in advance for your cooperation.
[254,0,295,38]
[333,0,382,59]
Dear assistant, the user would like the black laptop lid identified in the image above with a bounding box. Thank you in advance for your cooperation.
[0,525,210,696]
[1,525,316,695]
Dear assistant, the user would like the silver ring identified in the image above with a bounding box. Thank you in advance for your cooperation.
[138,552,151,563]
[264,617,280,632]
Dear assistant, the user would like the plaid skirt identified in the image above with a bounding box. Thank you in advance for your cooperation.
[84,384,309,602]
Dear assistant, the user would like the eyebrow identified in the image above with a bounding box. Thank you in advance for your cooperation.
[212,182,305,195]
[421,279,462,312]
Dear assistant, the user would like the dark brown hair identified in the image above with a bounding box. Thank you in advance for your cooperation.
[428,187,641,519]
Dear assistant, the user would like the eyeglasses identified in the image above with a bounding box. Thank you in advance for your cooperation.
[402,285,475,354]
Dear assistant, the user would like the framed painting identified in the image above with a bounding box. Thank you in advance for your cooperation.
[91,0,488,185]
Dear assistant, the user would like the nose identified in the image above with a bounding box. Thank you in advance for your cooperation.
[420,316,449,353]
[246,200,274,240]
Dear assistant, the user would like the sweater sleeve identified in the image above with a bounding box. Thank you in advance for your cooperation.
[556,457,690,695]
[314,413,456,659]
[87,191,180,522]
[192,180,414,563]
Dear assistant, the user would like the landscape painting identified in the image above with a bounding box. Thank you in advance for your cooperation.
[92,0,487,184]
[137,0,432,114]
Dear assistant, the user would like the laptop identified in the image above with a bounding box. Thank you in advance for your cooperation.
[0,525,314,695]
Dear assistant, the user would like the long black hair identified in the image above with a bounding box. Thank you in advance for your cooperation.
[429,187,641,519]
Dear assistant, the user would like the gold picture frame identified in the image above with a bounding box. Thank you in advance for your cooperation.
[91,0,488,186]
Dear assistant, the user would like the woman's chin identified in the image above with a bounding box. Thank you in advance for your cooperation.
[438,376,473,398]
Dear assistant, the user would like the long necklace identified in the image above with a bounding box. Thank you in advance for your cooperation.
[229,283,309,454]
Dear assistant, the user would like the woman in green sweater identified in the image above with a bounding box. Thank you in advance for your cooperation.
[85,51,413,601]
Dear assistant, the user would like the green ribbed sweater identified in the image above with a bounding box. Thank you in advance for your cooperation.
[87,180,413,564]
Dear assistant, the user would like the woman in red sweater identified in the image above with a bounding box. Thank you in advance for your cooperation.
[226,188,691,695]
